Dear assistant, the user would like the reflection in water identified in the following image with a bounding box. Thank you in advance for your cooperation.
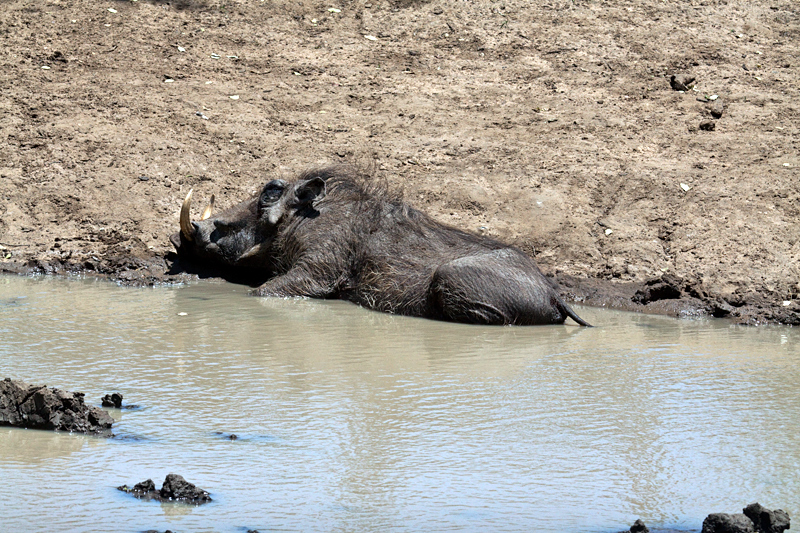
[0,274,798,532]
[0,428,88,464]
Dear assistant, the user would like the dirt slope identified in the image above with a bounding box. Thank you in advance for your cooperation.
[1,0,798,324]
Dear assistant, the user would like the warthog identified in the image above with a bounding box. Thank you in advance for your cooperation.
[171,166,591,326]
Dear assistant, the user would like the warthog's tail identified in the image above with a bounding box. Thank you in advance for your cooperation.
[558,298,592,327]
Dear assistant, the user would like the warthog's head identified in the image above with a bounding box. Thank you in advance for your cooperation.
[170,176,326,272]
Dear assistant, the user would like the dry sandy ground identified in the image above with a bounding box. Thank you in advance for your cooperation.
[1,0,798,324]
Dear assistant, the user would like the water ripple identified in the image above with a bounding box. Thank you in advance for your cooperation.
[0,275,798,532]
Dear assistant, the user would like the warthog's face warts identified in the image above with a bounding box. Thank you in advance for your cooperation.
[170,179,289,267]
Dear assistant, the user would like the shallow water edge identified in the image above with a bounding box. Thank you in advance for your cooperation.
[1,274,798,533]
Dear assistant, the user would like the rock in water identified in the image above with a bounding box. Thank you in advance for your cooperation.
[743,503,790,533]
[702,503,791,533]
[160,473,212,503]
[101,392,123,408]
[702,513,756,533]
[0,378,114,437]
[119,474,212,504]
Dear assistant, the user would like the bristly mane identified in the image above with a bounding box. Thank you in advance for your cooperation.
[295,164,404,207]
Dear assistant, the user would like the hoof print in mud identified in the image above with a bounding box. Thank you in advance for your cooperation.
[0,378,114,437]
[702,503,790,533]
[118,474,212,504]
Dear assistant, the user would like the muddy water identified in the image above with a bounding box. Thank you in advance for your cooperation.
[0,275,797,533]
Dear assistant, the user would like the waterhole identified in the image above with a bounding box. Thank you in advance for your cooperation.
[1,275,798,532]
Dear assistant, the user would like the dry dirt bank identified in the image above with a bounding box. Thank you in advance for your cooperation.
[1,0,798,324]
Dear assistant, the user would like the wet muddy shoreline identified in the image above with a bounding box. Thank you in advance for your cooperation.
[2,0,799,330]
[1,255,796,326]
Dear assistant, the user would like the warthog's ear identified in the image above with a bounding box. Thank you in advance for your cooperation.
[294,177,326,207]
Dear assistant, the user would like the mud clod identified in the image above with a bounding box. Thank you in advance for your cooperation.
[699,119,716,131]
[670,73,696,91]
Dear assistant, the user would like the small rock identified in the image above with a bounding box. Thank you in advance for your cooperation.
[433,7,443,14]
[711,100,725,119]
[101,392,123,408]
[160,474,212,503]
[133,479,157,494]
[701,504,791,533]
[631,518,649,533]
[743,502,790,533]
[119,474,211,504]
[702,513,755,533]
[670,73,696,91]
[699,119,716,131]
[117,478,156,496]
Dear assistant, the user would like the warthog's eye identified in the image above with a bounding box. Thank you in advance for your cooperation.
[259,179,286,207]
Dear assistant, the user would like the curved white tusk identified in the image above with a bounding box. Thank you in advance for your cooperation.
[180,189,194,242]
[200,194,215,221]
